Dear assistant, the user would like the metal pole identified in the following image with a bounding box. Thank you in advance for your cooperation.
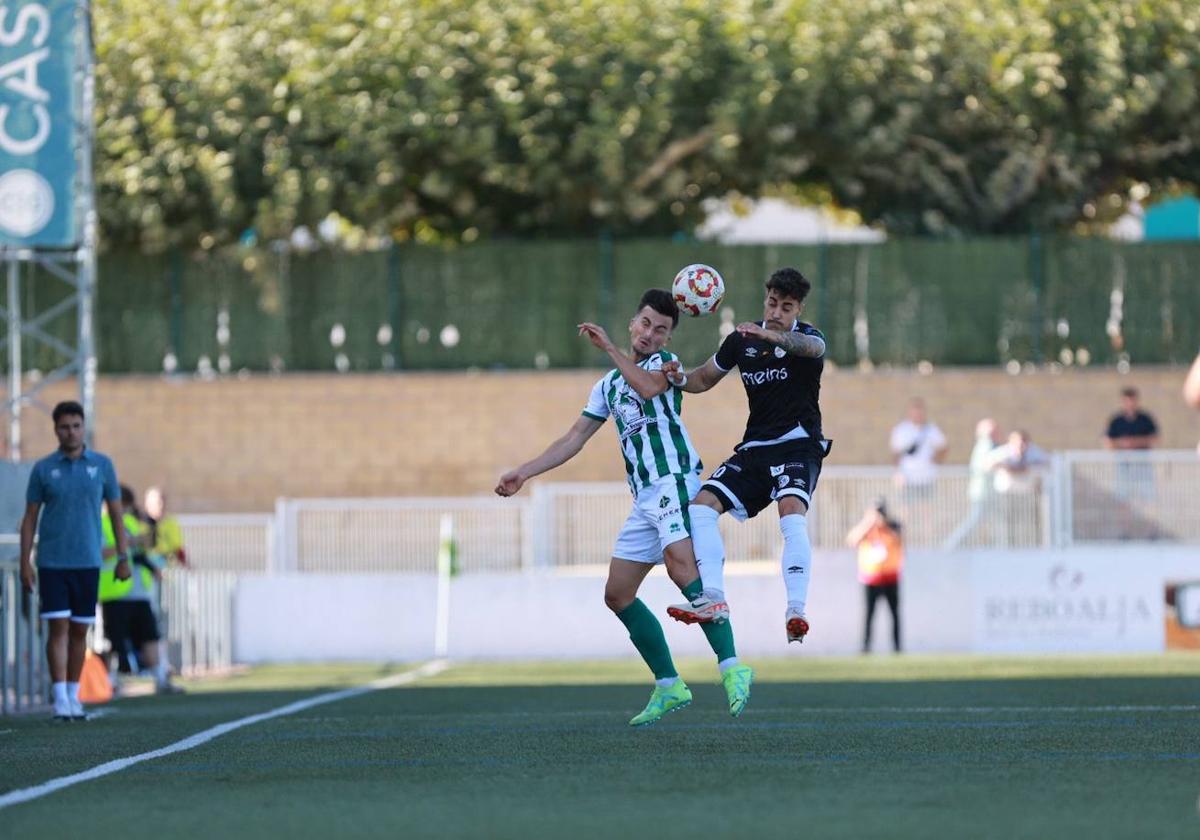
[76,1,98,440]
[7,258,20,461]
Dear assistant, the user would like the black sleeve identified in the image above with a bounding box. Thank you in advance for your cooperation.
[1142,413,1158,436]
[1105,416,1120,438]
[714,331,741,372]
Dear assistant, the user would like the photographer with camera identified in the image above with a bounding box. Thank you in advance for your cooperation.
[846,498,904,654]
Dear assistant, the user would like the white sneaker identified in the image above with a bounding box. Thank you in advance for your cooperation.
[52,699,72,721]
[69,697,88,721]
[786,607,810,644]
[666,594,730,625]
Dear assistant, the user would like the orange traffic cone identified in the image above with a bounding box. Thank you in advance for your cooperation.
[79,650,113,704]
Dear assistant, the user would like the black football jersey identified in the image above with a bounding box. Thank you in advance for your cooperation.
[713,320,825,449]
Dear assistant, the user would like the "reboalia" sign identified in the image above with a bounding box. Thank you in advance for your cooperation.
[972,551,1163,653]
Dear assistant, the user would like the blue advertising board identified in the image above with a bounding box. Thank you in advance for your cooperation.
[0,0,79,247]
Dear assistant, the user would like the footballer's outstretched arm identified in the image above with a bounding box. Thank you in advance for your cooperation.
[736,322,825,358]
[495,415,604,496]
[577,322,670,400]
[662,357,727,394]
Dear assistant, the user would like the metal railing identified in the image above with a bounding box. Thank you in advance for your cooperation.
[178,513,274,573]
[164,451,1200,575]
[0,555,47,713]
[160,570,238,675]
[273,496,531,574]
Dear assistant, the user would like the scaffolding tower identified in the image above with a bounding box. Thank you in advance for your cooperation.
[0,1,97,460]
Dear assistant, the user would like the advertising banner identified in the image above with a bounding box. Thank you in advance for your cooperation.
[0,0,79,247]
[972,551,1163,653]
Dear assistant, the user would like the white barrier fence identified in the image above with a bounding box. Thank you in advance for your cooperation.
[235,547,1198,661]
[176,451,1200,575]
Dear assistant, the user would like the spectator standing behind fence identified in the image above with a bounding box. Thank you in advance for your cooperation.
[18,401,130,720]
[943,418,1002,550]
[889,398,947,496]
[1104,387,1159,453]
[1104,387,1159,511]
[846,499,903,654]
[987,430,1049,546]
[145,486,187,568]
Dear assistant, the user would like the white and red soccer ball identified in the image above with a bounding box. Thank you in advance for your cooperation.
[671,263,725,317]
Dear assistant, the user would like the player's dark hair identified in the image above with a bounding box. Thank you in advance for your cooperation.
[765,268,811,304]
[120,484,137,507]
[1120,386,1138,399]
[638,288,679,329]
[52,401,85,423]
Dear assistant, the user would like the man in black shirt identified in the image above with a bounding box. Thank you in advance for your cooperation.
[1104,387,1159,509]
[663,268,829,644]
[1104,387,1159,451]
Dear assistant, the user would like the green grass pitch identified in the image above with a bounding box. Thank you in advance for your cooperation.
[2,654,1199,838]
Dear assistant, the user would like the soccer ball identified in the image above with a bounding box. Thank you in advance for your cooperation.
[672,264,725,317]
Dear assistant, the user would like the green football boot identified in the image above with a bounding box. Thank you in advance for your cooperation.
[721,663,754,717]
[629,680,693,726]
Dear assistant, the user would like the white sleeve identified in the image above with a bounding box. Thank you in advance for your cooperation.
[889,423,912,453]
[929,425,948,449]
[582,377,610,421]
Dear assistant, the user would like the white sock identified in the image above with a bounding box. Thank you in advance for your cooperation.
[655,676,679,688]
[690,504,726,600]
[780,513,812,614]
[718,657,740,674]
[53,681,68,706]
[67,682,80,705]
[155,659,170,687]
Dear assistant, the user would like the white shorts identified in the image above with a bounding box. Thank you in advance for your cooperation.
[612,474,701,564]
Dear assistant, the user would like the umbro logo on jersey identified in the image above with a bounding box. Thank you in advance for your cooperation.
[744,347,758,357]
[769,465,785,477]
[86,466,98,479]
[786,565,804,574]
[50,468,61,479]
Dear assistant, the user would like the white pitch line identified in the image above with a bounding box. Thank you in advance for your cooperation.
[802,705,1200,714]
[0,659,448,811]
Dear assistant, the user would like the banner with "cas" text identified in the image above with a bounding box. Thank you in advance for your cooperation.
[0,0,79,247]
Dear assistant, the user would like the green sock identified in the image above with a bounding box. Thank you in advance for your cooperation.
[679,577,737,662]
[616,599,678,680]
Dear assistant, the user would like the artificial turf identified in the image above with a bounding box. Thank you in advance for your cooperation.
[2,654,1198,839]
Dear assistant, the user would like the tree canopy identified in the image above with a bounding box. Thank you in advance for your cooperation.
[93,0,1200,249]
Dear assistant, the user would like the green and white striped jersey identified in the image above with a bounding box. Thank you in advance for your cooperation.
[582,350,703,496]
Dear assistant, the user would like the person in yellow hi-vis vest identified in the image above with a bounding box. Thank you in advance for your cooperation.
[846,498,904,654]
[100,485,183,694]
[144,486,188,567]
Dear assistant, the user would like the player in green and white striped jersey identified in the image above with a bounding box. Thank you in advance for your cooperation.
[581,343,701,497]
[496,289,752,725]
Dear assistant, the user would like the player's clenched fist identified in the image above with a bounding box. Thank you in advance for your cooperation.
[495,470,525,497]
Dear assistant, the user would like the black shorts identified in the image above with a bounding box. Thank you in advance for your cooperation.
[701,440,824,520]
[102,600,160,650]
[38,567,100,623]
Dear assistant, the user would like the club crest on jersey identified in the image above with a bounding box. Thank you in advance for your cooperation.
[659,495,671,509]
[774,346,786,358]
[86,466,98,479]
[777,475,791,488]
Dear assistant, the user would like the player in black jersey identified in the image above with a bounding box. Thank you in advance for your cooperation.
[663,268,829,643]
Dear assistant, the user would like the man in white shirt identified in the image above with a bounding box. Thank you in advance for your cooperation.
[889,398,947,493]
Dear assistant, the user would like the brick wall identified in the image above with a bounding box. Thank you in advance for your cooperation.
[8,366,1198,512]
